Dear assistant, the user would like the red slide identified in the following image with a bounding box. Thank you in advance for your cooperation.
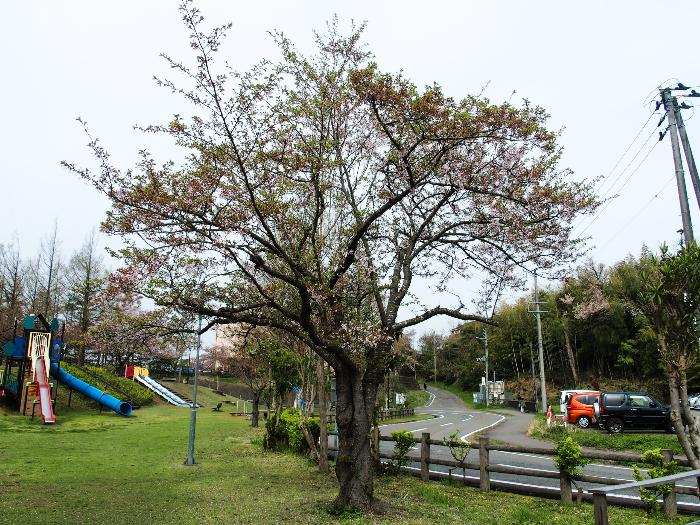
[34,358,56,424]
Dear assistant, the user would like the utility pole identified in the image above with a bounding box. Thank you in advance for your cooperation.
[661,88,695,245]
[185,315,203,466]
[674,100,700,211]
[529,341,538,412]
[476,328,489,405]
[529,272,548,413]
[484,328,489,406]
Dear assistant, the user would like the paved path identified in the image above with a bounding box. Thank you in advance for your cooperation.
[482,409,552,449]
[379,387,505,442]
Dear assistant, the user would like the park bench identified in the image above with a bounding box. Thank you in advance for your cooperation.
[212,402,223,411]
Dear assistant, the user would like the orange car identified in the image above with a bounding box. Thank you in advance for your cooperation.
[564,391,601,428]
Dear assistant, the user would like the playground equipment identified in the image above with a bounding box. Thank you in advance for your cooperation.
[52,364,132,416]
[125,366,192,407]
[1,314,132,421]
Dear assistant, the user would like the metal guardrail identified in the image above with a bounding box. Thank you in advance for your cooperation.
[591,469,700,524]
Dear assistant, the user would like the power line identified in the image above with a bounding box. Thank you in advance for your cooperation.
[593,112,657,197]
[597,124,661,203]
[595,174,676,251]
[570,112,660,233]
[576,139,661,238]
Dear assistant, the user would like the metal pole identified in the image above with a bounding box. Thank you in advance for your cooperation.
[184,315,202,466]
[662,88,694,244]
[534,273,548,413]
[674,100,700,212]
[484,328,489,406]
[530,341,537,412]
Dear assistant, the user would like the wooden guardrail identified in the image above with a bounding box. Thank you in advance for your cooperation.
[328,430,700,516]
[375,408,415,421]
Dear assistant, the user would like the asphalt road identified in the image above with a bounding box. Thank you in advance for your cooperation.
[381,386,700,512]
[378,387,505,442]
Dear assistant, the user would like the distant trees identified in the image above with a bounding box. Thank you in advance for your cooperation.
[0,227,186,371]
[64,231,107,364]
[0,242,23,339]
[418,250,671,397]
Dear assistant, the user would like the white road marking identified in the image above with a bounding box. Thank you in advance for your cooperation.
[500,450,550,461]
[461,414,506,441]
[412,428,428,433]
[440,423,453,427]
[425,392,436,407]
[499,463,559,474]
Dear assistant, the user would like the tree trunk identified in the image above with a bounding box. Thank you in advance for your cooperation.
[563,329,578,383]
[667,370,698,467]
[251,391,261,428]
[658,334,700,467]
[334,363,379,510]
[299,382,320,461]
[317,357,329,474]
[678,361,700,459]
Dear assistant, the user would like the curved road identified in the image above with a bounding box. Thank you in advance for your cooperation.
[381,386,700,512]
[379,387,504,441]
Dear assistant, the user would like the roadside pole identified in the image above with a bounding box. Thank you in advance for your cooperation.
[529,272,548,413]
[661,88,694,244]
[184,315,202,466]
[476,328,489,405]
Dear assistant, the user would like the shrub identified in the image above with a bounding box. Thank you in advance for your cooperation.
[264,408,320,453]
[554,436,589,477]
[388,430,415,474]
[632,448,679,514]
[444,431,471,466]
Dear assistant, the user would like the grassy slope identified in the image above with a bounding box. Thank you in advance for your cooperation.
[0,388,687,524]
[404,389,430,409]
[160,380,244,408]
[61,363,155,406]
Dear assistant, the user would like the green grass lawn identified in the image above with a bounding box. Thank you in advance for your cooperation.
[0,389,689,524]
[529,413,683,455]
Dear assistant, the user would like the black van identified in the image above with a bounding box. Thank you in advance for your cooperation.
[596,392,673,434]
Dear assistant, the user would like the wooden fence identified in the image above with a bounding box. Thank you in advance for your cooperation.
[330,430,700,518]
[375,408,414,421]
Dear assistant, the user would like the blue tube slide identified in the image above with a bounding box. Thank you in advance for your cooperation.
[50,364,132,416]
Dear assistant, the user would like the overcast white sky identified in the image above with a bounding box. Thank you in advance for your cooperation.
[2,1,700,341]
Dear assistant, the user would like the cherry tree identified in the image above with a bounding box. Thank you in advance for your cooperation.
[65,3,596,509]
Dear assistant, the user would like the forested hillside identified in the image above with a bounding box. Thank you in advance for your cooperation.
[415,247,690,401]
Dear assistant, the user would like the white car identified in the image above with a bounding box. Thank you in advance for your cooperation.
[689,394,700,410]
